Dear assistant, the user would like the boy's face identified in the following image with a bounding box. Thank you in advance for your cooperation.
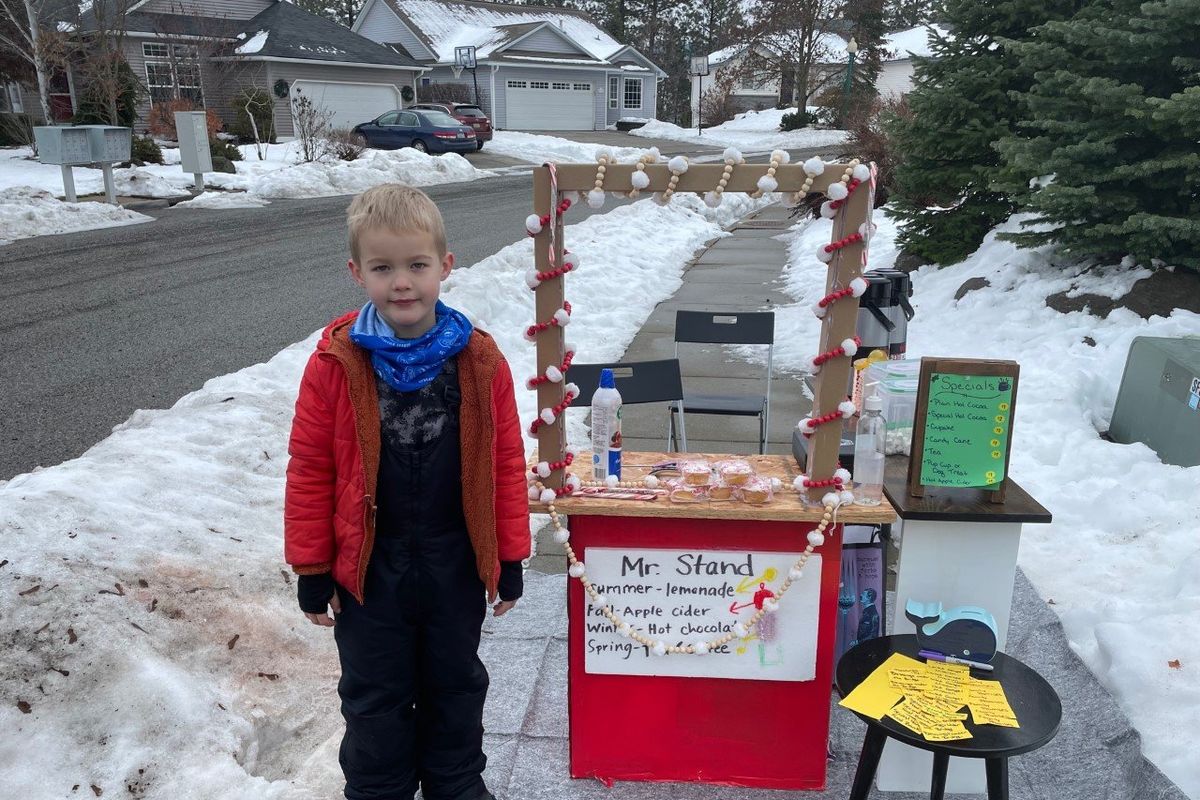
[349,227,454,338]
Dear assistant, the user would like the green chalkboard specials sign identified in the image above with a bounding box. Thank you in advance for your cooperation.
[907,358,1020,504]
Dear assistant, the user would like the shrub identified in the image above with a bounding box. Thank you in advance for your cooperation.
[322,127,366,161]
[230,87,276,144]
[779,110,816,131]
[147,100,221,140]
[72,56,142,128]
[210,137,242,162]
[420,81,473,104]
[0,113,34,147]
[130,134,163,165]
[698,82,737,127]
[291,92,332,162]
[845,96,910,208]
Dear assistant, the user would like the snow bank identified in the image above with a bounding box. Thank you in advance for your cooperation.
[756,209,1200,798]
[0,191,769,799]
[174,192,272,209]
[0,187,152,245]
[631,108,850,152]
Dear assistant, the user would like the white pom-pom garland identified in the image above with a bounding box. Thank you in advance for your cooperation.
[834,468,852,484]
[564,190,582,205]
[644,475,660,489]
[816,247,835,263]
[798,417,816,435]
[523,328,537,343]
[827,182,849,201]
[545,365,564,383]
[850,277,869,297]
[618,623,632,637]
[763,598,780,613]
[564,382,580,397]
[652,641,668,656]
[605,474,620,488]
[525,268,541,289]
[553,308,571,326]
[808,530,826,547]
[553,528,570,544]
[820,200,836,219]
[647,146,661,161]
[525,213,543,235]
[540,488,556,504]
[535,461,551,478]
[840,490,856,505]
[841,339,858,356]
[733,622,748,638]
[723,146,743,164]
[594,594,608,609]
[651,192,668,206]
[852,163,871,181]
[839,400,857,418]
[757,175,779,194]
[668,155,689,174]
[822,492,841,508]
[788,567,804,581]
[630,170,650,190]
[693,641,710,655]
[770,477,783,491]
[562,251,579,270]
[528,485,541,500]
[566,475,582,492]
[771,149,791,164]
[812,301,828,318]
[539,408,556,425]
[704,191,722,207]
[596,146,614,162]
[568,561,586,578]
[587,188,605,208]
[804,157,826,177]
[792,475,807,491]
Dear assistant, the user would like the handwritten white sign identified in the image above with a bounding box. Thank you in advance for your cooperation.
[582,547,822,681]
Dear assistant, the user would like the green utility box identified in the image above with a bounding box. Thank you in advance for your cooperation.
[1109,336,1200,466]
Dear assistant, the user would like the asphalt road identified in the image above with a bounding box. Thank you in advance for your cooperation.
[0,172,631,479]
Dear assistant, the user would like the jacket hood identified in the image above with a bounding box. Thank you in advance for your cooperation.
[317,309,361,353]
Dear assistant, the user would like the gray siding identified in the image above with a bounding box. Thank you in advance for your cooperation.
[513,27,585,56]
[134,0,272,20]
[492,65,607,130]
[355,0,434,59]
[266,62,417,138]
[419,65,493,115]
[604,72,656,125]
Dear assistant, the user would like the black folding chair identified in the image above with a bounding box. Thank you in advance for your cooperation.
[671,310,775,454]
[569,359,687,451]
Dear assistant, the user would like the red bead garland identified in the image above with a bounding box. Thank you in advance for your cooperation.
[525,301,572,339]
[812,336,861,367]
[817,287,855,308]
[528,390,579,435]
[526,197,574,237]
[821,231,864,255]
[530,260,576,289]
[526,350,577,389]
[828,178,863,211]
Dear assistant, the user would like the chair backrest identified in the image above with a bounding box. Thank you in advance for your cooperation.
[569,360,684,407]
[674,310,775,345]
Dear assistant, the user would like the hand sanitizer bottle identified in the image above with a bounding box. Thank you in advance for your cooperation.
[591,368,622,481]
[853,383,886,505]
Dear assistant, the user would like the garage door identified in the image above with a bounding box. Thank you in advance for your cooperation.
[506,79,594,131]
[291,80,401,131]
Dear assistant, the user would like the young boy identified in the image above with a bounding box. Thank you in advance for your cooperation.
[284,184,530,800]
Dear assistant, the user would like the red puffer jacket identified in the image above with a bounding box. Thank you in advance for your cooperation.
[283,310,531,603]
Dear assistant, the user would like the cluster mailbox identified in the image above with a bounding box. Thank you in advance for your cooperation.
[33,125,131,204]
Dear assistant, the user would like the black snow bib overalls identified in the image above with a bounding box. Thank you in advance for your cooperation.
[333,358,490,800]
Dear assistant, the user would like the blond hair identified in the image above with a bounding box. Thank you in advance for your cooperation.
[346,184,447,262]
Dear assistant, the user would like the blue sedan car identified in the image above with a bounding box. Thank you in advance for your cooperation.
[352,108,477,154]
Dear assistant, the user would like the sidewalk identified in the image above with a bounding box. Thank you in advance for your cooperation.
[499,204,1189,799]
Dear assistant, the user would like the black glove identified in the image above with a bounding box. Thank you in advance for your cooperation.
[498,561,523,602]
[297,572,337,614]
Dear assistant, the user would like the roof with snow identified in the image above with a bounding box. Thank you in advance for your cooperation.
[708,26,947,68]
[884,25,947,60]
[233,1,422,67]
[379,0,658,69]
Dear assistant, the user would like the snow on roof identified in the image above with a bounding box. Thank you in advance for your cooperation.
[884,25,947,59]
[706,44,743,65]
[496,54,606,65]
[393,0,624,63]
[235,29,269,55]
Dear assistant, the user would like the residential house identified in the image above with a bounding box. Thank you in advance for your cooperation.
[4,0,425,138]
[352,0,666,131]
[690,26,944,120]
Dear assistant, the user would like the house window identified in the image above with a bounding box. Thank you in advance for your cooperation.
[608,75,618,109]
[573,83,591,91]
[623,77,641,110]
[530,80,549,89]
[507,80,527,88]
[552,81,569,90]
[421,77,431,87]
[143,42,203,105]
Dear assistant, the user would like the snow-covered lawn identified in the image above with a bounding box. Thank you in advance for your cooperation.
[631,108,850,153]
[759,210,1200,798]
[0,191,770,799]
[0,187,152,245]
[485,130,656,164]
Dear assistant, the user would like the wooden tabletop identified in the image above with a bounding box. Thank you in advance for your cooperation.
[530,452,897,524]
[883,457,1052,524]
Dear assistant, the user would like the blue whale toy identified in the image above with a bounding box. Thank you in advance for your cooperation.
[905,600,998,662]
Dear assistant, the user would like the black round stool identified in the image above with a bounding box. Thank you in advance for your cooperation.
[836,634,1061,800]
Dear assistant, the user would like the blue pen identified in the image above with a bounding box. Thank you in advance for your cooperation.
[919,649,995,672]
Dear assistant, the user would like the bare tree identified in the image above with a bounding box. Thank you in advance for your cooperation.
[0,0,73,123]
[291,89,331,163]
[739,0,841,108]
[73,0,139,126]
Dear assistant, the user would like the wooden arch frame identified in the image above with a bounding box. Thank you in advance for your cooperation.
[529,159,873,504]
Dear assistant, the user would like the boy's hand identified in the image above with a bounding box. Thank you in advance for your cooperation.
[304,592,342,627]
[492,599,517,617]
[298,572,341,627]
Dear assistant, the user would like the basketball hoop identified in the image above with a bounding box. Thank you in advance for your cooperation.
[454,46,477,70]
[690,55,709,77]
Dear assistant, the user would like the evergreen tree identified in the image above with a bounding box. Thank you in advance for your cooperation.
[884,0,1085,265]
[997,0,1200,270]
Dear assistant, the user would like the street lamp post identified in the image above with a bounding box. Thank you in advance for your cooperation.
[840,37,859,127]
